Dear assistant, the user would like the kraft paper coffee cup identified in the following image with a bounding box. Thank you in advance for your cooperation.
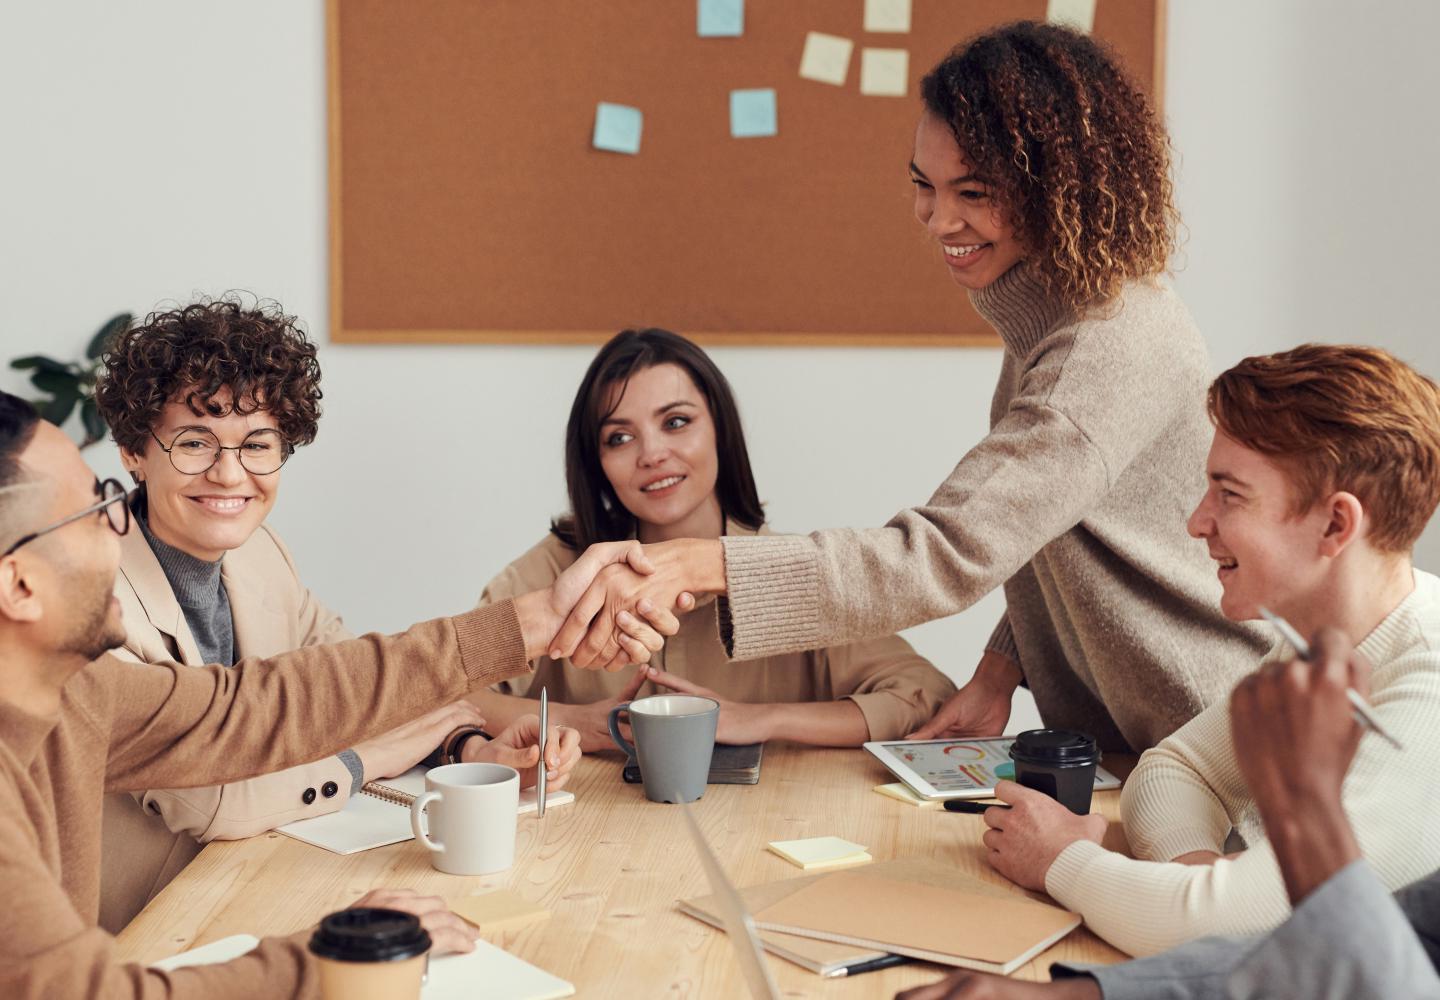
[309,907,431,1000]
[1008,729,1101,815]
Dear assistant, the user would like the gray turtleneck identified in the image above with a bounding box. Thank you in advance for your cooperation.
[138,514,235,667]
[718,264,1271,752]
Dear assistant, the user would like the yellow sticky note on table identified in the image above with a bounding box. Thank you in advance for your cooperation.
[874,782,940,808]
[767,836,872,870]
[452,891,550,934]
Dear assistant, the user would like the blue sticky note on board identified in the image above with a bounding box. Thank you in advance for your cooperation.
[698,0,743,37]
[729,88,777,138]
[593,102,642,155]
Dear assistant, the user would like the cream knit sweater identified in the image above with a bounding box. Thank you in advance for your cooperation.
[719,264,1268,751]
[1045,569,1440,956]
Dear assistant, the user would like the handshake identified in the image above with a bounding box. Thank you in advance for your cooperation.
[511,537,727,668]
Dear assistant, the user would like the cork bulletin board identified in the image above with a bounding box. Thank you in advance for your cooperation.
[327,0,1165,346]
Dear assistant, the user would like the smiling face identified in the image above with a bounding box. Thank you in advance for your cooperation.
[597,363,723,543]
[910,111,1026,291]
[1187,431,1336,623]
[121,388,282,561]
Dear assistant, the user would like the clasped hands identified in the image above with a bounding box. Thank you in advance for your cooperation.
[518,537,723,670]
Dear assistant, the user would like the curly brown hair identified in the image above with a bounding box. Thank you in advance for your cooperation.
[96,296,322,456]
[920,21,1178,310]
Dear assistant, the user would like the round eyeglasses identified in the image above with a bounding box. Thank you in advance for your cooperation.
[150,427,292,476]
[4,477,130,557]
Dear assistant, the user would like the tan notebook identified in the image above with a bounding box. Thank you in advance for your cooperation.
[752,867,1081,975]
[679,859,1031,976]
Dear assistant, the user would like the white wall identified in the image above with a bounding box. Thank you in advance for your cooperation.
[3,2,1437,733]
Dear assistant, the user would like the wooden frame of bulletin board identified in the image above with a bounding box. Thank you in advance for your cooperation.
[328,1,1166,347]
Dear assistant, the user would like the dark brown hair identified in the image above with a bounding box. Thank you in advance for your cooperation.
[551,329,764,549]
[0,392,40,489]
[1208,344,1440,553]
[920,21,1178,310]
[96,295,322,456]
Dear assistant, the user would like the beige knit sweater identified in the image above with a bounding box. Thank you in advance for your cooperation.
[1046,570,1440,956]
[719,265,1268,751]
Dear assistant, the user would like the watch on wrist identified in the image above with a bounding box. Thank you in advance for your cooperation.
[442,726,490,765]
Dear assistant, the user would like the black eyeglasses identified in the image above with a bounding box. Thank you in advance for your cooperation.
[4,477,130,557]
[150,427,293,476]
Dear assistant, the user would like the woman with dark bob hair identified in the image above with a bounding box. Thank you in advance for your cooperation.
[92,296,585,932]
[556,25,1268,753]
[471,328,956,750]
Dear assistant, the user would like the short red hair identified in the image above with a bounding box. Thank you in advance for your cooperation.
[1208,344,1440,553]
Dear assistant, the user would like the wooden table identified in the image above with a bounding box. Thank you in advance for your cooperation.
[116,745,1131,996]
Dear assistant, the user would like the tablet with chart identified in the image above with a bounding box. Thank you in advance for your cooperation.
[864,738,1121,801]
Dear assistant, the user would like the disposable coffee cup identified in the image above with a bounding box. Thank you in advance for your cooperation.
[608,694,718,803]
[309,907,431,1000]
[1008,729,1101,815]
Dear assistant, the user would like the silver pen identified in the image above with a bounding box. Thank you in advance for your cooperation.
[1258,607,1403,750]
[536,687,548,817]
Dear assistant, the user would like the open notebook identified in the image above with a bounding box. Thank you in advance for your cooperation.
[278,767,574,855]
[152,933,574,999]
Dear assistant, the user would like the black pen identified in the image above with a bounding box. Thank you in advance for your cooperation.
[825,953,915,977]
[943,799,1010,814]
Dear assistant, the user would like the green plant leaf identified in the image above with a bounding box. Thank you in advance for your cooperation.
[80,399,107,446]
[37,394,77,426]
[31,370,80,394]
[87,312,132,360]
[10,355,70,374]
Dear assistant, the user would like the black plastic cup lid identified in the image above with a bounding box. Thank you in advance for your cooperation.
[1009,729,1100,765]
[308,908,432,963]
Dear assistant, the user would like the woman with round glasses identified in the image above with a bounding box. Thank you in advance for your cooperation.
[91,297,583,933]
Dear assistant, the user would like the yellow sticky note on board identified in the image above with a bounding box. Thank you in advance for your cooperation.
[799,32,854,86]
[1046,0,1096,33]
[452,891,550,934]
[767,836,872,870]
[874,782,940,808]
[860,48,908,97]
[864,0,912,33]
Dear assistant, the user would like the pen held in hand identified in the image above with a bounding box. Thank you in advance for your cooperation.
[536,687,548,818]
[1257,607,1404,751]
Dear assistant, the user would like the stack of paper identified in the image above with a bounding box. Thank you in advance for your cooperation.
[766,836,870,871]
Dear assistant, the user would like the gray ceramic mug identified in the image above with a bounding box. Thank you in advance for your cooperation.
[608,695,719,803]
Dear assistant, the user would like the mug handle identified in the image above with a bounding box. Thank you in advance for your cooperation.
[608,703,636,757]
[410,790,445,853]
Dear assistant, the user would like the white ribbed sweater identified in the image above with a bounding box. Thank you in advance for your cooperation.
[1045,569,1440,957]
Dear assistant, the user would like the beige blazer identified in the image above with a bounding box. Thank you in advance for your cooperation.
[98,518,354,933]
[482,524,956,739]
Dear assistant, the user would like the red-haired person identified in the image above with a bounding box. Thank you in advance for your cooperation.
[974,345,1440,957]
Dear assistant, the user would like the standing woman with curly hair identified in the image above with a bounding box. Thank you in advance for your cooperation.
[92,298,584,932]
[557,22,1268,755]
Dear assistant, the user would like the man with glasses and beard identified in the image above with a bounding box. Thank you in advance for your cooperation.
[0,392,668,998]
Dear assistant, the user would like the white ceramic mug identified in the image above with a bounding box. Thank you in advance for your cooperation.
[409,762,519,875]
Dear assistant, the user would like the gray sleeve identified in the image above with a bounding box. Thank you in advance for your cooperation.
[1052,937,1239,1000]
[1053,861,1440,1000]
[336,749,364,797]
[1225,860,1440,1000]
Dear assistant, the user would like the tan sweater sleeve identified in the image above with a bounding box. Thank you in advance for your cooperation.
[96,602,527,794]
[822,635,957,740]
[719,399,1111,659]
[0,778,320,999]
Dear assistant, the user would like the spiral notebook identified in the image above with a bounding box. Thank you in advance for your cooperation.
[277,767,574,855]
